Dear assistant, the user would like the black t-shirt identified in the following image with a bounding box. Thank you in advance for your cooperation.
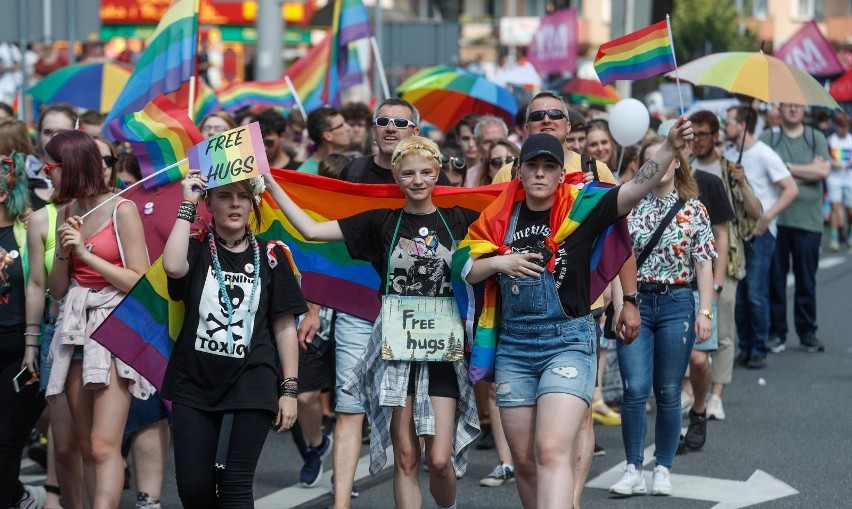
[693,170,734,226]
[338,207,479,298]
[0,225,25,328]
[163,236,308,413]
[507,188,622,318]
[341,155,452,185]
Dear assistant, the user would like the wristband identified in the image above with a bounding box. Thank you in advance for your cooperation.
[176,201,197,223]
[25,344,41,349]
[23,332,40,337]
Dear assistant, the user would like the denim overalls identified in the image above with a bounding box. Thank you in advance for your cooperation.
[494,203,597,407]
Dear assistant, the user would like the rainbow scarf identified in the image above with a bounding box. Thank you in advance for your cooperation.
[451,178,632,383]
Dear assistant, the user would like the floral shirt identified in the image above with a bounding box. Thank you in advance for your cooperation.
[629,190,717,284]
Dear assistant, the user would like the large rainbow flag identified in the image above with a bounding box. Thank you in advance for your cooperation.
[593,19,677,87]
[451,178,632,383]
[103,0,198,139]
[322,0,373,106]
[106,95,204,188]
[92,170,504,389]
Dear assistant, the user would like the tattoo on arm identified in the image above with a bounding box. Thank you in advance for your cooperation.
[632,159,660,185]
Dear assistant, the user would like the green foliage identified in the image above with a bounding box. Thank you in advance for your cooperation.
[671,0,758,64]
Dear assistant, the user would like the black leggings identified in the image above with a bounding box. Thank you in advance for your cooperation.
[172,404,274,509]
[0,348,46,507]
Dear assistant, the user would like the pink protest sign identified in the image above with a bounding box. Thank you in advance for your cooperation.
[527,7,579,74]
[188,121,269,189]
[773,20,844,78]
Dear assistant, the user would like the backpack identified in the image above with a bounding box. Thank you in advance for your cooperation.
[342,155,372,183]
[768,125,815,156]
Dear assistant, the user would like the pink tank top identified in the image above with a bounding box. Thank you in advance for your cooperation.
[70,201,129,290]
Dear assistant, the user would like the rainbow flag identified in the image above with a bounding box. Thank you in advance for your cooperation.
[451,178,632,383]
[106,95,204,188]
[92,171,502,389]
[594,19,677,86]
[103,0,198,140]
[831,146,852,165]
[187,122,269,188]
[218,81,293,112]
[322,0,373,106]
[165,79,223,122]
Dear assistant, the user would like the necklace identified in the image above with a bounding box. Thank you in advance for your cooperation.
[208,228,261,349]
[402,206,437,215]
[214,231,248,248]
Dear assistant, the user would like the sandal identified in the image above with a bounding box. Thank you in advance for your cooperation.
[591,400,622,426]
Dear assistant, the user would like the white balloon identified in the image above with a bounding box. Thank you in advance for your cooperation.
[609,98,650,146]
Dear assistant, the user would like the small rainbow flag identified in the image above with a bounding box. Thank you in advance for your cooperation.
[106,95,204,189]
[218,80,293,112]
[322,0,373,106]
[103,0,198,140]
[594,19,677,87]
[831,146,852,165]
[187,122,269,189]
[451,178,632,383]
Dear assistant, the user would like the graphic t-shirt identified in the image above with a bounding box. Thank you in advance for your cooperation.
[339,207,479,298]
[506,188,621,318]
[0,225,24,328]
[163,237,308,413]
[829,132,852,171]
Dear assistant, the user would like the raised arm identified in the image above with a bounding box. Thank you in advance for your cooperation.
[263,174,344,242]
[616,117,694,216]
[163,170,204,278]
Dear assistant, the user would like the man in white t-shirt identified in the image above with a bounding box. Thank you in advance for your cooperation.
[723,105,798,369]
[828,112,852,251]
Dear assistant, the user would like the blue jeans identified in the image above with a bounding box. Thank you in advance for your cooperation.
[736,232,776,358]
[769,226,821,341]
[617,287,695,470]
[333,312,373,414]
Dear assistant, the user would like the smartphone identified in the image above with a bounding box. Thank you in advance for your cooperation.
[12,365,37,393]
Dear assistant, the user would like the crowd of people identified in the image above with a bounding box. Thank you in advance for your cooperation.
[0,81,847,509]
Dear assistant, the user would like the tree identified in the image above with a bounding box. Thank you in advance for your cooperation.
[671,0,757,64]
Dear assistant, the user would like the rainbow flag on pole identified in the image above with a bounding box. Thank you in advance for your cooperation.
[107,95,204,188]
[593,18,677,86]
[322,0,373,106]
[103,0,199,139]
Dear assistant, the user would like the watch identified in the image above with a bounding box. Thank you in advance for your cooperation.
[698,308,714,320]
[713,284,723,294]
[623,293,642,306]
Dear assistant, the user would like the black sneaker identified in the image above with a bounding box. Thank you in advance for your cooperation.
[799,335,825,353]
[684,410,707,450]
[593,443,606,457]
[735,352,750,367]
[767,336,786,353]
[747,356,767,369]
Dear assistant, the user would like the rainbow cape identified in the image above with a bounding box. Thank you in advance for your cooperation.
[451,178,632,383]
[593,19,676,87]
[103,0,198,139]
[92,170,503,390]
[106,95,204,188]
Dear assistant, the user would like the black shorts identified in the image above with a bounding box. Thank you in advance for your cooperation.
[407,361,460,399]
[298,347,333,394]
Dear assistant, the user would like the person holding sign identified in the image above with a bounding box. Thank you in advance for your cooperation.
[457,120,694,509]
[264,136,480,509]
[161,172,306,508]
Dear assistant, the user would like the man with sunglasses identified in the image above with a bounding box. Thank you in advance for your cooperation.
[298,107,352,174]
[492,91,641,507]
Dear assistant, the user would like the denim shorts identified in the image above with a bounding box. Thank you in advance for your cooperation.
[495,315,597,407]
[333,312,373,414]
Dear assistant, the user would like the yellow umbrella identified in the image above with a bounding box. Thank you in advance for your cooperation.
[668,51,841,109]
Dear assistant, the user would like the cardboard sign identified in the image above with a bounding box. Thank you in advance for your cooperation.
[188,122,269,190]
[380,295,464,362]
[527,7,579,74]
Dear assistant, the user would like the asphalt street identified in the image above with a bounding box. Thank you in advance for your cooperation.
[22,237,852,508]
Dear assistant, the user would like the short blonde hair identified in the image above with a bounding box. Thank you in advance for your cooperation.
[391,136,441,176]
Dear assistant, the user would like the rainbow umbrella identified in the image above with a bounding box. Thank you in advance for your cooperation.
[397,66,457,94]
[28,62,132,113]
[667,52,841,109]
[560,78,621,105]
[399,71,518,131]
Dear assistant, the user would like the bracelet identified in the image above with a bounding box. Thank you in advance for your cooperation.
[25,344,41,349]
[55,252,70,261]
[181,200,198,206]
[23,332,40,336]
[176,201,197,223]
[26,323,40,328]
[279,377,299,398]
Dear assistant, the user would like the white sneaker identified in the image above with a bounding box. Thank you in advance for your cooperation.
[609,464,647,496]
[652,465,672,496]
[16,485,46,509]
[681,391,694,416]
[706,394,726,421]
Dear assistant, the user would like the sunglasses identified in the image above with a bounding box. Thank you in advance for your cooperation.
[374,117,416,129]
[103,155,118,168]
[326,122,346,132]
[441,155,466,170]
[527,109,567,122]
[489,156,517,168]
[42,162,62,175]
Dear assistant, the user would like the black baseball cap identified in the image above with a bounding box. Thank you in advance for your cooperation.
[520,133,564,167]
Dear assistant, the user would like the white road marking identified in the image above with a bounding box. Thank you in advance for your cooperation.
[787,255,845,287]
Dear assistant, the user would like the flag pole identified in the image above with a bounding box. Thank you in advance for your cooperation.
[284,75,307,121]
[370,36,390,100]
[187,0,201,121]
[81,158,189,221]
[666,14,685,116]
